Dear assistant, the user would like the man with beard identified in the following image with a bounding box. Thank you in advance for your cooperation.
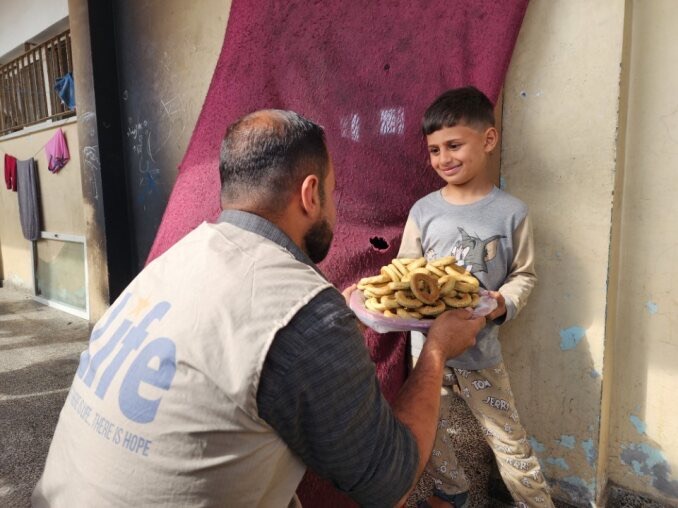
[33,110,484,508]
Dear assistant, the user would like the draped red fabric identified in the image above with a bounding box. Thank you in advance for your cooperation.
[146,1,529,505]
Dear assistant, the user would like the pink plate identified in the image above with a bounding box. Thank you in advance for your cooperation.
[349,288,497,334]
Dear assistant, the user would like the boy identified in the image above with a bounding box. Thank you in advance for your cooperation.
[398,87,553,508]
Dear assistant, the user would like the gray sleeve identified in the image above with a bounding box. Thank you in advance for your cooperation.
[500,213,537,321]
[397,216,423,259]
[257,288,418,506]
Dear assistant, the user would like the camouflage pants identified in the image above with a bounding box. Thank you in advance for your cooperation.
[425,361,554,508]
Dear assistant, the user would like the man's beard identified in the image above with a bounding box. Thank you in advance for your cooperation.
[304,217,333,264]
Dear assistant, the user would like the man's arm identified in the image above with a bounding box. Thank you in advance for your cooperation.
[258,288,483,506]
[391,310,483,505]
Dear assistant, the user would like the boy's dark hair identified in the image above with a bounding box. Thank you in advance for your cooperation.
[219,109,329,214]
[422,86,495,136]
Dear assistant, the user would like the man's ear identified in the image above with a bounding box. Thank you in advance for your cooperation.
[483,127,499,153]
[300,173,321,218]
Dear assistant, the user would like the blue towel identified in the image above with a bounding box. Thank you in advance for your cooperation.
[54,72,75,110]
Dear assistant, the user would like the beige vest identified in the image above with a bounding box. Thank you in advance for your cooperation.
[33,221,333,507]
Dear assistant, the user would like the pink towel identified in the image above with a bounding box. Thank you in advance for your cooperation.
[45,128,70,173]
[146,1,529,504]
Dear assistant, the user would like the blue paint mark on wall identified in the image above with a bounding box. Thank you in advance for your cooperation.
[529,436,545,453]
[589,369,600,378]
[581,439,597,467]
[560,476,596,503]
[546,457,570,470]
[630,415,647,435]
[645,301,658,315]
[557,435,576,449]
[620,443,678,497]
[560,326,585,351]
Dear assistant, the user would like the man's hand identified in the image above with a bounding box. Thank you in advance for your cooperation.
[426,309,485,359]
[486,290,506,321]
[341,284,367,333]
[341,284,357,306]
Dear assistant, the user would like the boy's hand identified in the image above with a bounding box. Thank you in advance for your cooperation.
[486,290,506,321]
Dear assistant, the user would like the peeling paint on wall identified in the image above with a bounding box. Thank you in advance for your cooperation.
[581,439,597,467]
[559,326,585,351]
[547,457,570,470]
[557,435,576,449]
[620,443,678,498]
[644,300,658,315]
[629,415,647,435]
[529,436,546,453]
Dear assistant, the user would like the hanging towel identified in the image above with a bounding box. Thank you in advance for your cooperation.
[4,153,17,191]
[17,158,41,241]
[54,72,76,110]
[45,128,70,173]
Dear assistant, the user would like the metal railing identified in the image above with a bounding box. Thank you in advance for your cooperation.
[0,30,74,136]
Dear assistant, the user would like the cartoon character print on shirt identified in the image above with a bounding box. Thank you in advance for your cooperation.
[451,227,505,274]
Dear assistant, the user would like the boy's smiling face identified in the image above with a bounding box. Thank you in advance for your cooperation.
[426,123,497,188]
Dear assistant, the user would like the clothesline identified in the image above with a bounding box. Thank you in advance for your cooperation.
[3,128,70,175]
[0,140,53,161]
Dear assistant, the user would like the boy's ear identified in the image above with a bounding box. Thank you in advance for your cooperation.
[483,127,499,152]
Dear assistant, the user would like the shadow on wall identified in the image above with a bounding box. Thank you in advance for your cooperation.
[500,169,602,507]
[614,292,678,502]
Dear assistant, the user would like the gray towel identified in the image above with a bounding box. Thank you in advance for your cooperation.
[17,158,41,241]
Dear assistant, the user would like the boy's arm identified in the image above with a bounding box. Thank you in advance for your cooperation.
[397,216,423,259]
[497,214,537,323]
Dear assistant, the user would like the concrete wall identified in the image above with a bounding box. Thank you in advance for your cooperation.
[0,0,69,62]
[0,120,84,290]
[113,0,230,269]
[607,0,678,503]
[503,0,677,506]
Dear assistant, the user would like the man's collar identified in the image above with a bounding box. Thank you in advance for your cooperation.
[216,209,318,270]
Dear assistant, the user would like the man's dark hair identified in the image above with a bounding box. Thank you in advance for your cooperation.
[219,110,329,214]
[422,86,495,136]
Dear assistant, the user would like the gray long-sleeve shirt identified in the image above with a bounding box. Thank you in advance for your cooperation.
[398,187,537,370]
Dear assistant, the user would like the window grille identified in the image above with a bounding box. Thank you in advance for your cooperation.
[0,30,74,136]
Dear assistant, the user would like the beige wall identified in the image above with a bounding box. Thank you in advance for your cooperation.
[503,0,677,506]
[0,120,84,291]
[607,0,678,503]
